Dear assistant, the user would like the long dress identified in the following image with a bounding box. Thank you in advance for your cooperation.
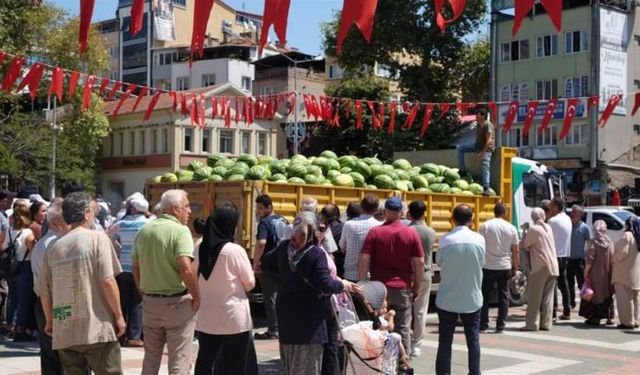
[579,241,614,321]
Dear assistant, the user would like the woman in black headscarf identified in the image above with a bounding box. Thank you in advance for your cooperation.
[193,207,257,375]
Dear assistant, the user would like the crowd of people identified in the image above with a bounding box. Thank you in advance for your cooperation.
[1,186,640,375]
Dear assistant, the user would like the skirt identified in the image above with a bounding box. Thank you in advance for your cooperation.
[579,296,614,321]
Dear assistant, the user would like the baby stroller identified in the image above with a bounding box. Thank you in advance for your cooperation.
[332,281,412,375]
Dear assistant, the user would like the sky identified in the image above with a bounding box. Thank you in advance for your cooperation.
[49,0,345,55]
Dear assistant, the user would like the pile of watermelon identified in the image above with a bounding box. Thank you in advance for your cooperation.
[152,151,496,196]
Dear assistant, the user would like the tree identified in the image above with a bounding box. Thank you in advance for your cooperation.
[455,38,491,102]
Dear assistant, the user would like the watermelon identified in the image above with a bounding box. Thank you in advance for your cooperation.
[326,158,341,172]
[291,154,307,163]
[409,166,421,176]
[212,166,229,178]
[271,160,288,175]
[229,162,249,176]
[430,183,451,193]
[394,180,412,192]
[152,175,162,183]
[362,157,382,165]
[187,160,205,172]
[208,174,223,182]
[392,159,412,171]
[322,181,334,186]
[349,172,366,187]
[422,173,437,183]
[161,173,178,182]
[468,183,484,195]
[340,167,352,174]
[411,175,430,189]
[444,169,461,184]
[175,169,194,179]
[215,158,235,169]
[373,175,395,190]
[420,163,440,176]
[366,185,378,190]
[354,161,372,179]
[416,187,430,193]
[369,164,387,177]
[338,155,357,169]
[450,187,462,194]
[286,163,308,178]
[434,176,445,183]
[460,190,474,196]
[334,174,355,187]
[306,165,323,176]
[288,177,306,184]
[178,174,193,182]
[237,154,258,167]
[226,174,245,181]
[258,155,274,165]
[304,174,323,185]
[307,156,316,164]
[327,170,341,180]
[382,164,395,173]
[193,167,212,181]
[320,150,338,159]
[269,173,287,182]
[453,179,470,190]
[395,170,410,181]
[487,188,497,196]
[207,154,226,167]
[246,165,268,180]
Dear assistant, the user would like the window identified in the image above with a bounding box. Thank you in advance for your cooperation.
[505,127,530,148]
[220,131,234,153]
[109,134,115,156]
[202,73,216,87]
[258,133,267,155]
[536,79,558,100]
[176,76,190,91]
[536,34,558,57]
[122,43,147,69]
[241,76,252,91]
[565,31,588,53]
[164,52,172,65]
[523,172,550,208]
[501,83,529,101]
[202,129,210,153]
[152,129,158,154]
[565,76,589,98]
[119,132,124,156]
[183,128,193,152]
[564,123,586,145]
[241,132,251,154]
[592,213,623,231]
[259,86,278,96]
[162,128,169,153]
[129,131,136,155]
[501,39,529,62]
[376,65,392,78]
[171,0,186,7]
[328,64,343,79]
[537,125,558,146]
[139,130,146,154]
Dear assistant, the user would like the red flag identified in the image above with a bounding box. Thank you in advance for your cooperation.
[130,0,145,36]
[67,71,80,99]
[0,52,5,66]
[434,0,467,32]
[143,91,162,121]
[106,81,122,101]
[599,94,622,127]
[588,95,599,108]
[171,92,179,112]
[539,99,558,132]
[79,0,96,52]
[403,103,420,129]
[247,97,255,124]
[259,0,292,55]
[199,94,206,127]
[16,62,46,101]
[0,56,25,92]
[97,78,110,96]
[235,97,241,124]
[522,100,538,137]
[336,0,379,54]
[48,67,64,102]
[224,97,232,127]
[387,101,398,134]
[502,100,519,133]
[112,84,137,116]
[190,94,199,126]
[331,99,342,127]
[131,86,148,112]
[376,102,386,130]
[189,0,215,63]
[487,102,498,125]
[181,94,189,116]
[242,97,249,125]
[81,75,95,110]
[513,0,561,36]
[559,98,579,141]
[367,101,378,128]
[355,100,363,130]
[286,92,295,116]
[419,104,434,138]
[344,99,352,119]
[438,103,451,119]
[211,96,218,119]
[632,93,640,116]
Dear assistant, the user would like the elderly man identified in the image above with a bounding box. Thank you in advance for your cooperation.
[132,189,199,375]
[359,196,424,353]
[548,197,572,320]
[568,205,590,309]
[37,192,125,374]
[31,201,70,375]
[112,195,150,347]
[340,194,382,282]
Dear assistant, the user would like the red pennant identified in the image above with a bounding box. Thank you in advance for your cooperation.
[403,103,420,129]
[211,96,218,119]
[131,86,148,112]
[235,97,241,124]
[242,97,248,125]
[559,98,579,141]
[190,94,199,126]
[513,0,562,36]
[79,0,96,52]
[67,71,80,99]
[434,0,467,32]
[199,94,206,128]
[631,93,640,116]
[331,99,342,127]
[487,102,498,125]
[169,91,177,112]
[502,100,519,133]
[224,97,232,127]
[588,95,599,108]
[376,102,386,130]
[130,0,145,36]
[287,92,295,116]
[367,101,378,128]
[599,94,622,127]
[539,99,558,132]
[522,100,538,137]
[344,99,352,119]
[387,101,398,134]
[259,0,292,55]
[81,75,95,110]
[355,100,363,129]
[419,104,434,138]
[336,0,379,54]
[97,78,110,96]
[143,91,162,121]
[16,62,46,101]
[181,94,189,116]
[1,56,25,92]
[189,0,215,63]
[106,81,122,101]
[112,84,137,116]
[310,95,320,121]
[0,52,5,66]
[247,97,255,124]
[48,67,64,102]
[438,103,451,119]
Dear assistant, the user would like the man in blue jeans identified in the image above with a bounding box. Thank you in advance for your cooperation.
[435,204,486,375]
[457,108,494,195]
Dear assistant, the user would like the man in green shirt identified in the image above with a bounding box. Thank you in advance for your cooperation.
[132,189,199,375]
[457,108,494,195]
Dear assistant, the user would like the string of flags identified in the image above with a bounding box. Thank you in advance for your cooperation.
[0,50,637,140]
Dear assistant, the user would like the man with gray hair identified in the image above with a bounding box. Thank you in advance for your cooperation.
[37,192,125,374]
[132,189,199,374]
[300,196,337,253]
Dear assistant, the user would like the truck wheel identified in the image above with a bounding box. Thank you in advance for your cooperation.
[509,269,528,306]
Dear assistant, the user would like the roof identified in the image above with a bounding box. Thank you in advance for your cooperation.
[253,51,325,71]
[236,10,263,20]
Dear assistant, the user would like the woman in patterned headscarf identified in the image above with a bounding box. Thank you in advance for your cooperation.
[581,220,614,326]
[612,217,640,329]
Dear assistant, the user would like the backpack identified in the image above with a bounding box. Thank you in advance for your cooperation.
[269,215,290,251]
[0,230,24,278]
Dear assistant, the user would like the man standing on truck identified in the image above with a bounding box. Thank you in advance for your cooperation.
[548,197,573,321]
[568,205,590,309]
[457,108,494,195]
[253,194,288,340]
[340,194,382,282]
[479,203,520,333]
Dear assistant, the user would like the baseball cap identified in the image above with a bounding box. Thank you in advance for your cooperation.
[130,197,149,213]
[384,196,403,212]
[0,190,16,200]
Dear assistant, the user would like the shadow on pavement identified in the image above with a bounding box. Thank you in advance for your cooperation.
[258,358,282,374]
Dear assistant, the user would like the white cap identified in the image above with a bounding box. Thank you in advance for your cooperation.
[130,197,149,213]
[127,192,145,203]
[29,194,50,207]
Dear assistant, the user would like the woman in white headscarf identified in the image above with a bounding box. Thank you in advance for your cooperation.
[612,217,640,329]
[581,220,614,326]
[520,208,559,331]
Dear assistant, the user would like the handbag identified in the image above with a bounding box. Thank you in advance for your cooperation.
[0,230,24,278]
[580,278,594,302]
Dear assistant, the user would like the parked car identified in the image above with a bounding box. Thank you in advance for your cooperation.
[579,206,636,243]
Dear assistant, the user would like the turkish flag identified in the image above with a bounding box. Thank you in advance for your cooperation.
[190,0,215,62]
[522,100,539,137]
[97,78,110,96]
[131,86,148,112]
[438,103,451,119]
[181,93,189,116]
[200,94,206,128]
[502,100,519,133]
[403,102,420,129]
[17,62,46,101]
[344,99,351,120]
[106,81,122,101]
[539,99,558,132]
[632,92,640,116]
[513,0,562,36]
[79,0,96,52]
[67,71,80,100]
[112,84,137,116]
[235,97,240,124]
[170,91,178,112]
[599,94,622,127]
[81,75,95,111]
[259,0,292,55]
[224,97,232,127]
[211,96,218,119]
[376,102,386,130]
[559,98,579,141]
[336,0,379,54]
[48,67,64,103]
[419,104,434,138]
[0,56,25,93]
[355,100,363,129]
[247,97,255,124]
[130,0,145,36]
[190,94,199,127]
[434,0,467,32]
[143,91,162,122]
[387,101,398,134]
[487,102,498,125]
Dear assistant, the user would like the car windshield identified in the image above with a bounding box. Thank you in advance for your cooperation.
[613,211,634,222]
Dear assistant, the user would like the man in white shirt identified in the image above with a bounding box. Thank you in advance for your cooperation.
[547,197,572,320]
[478,203,519,333]
[340,194,382,282]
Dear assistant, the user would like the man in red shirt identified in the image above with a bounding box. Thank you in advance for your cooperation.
[359,196,425,352]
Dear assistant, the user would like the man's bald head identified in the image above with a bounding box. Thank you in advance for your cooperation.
[453,204,473,227]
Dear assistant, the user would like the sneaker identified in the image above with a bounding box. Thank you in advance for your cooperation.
[482,189,491,196]
[410,346,421,357]
[495,327,505,334]
[254,331,279,340]
[127,339,144,347]
[558,314,571,321]
[479,325,489,332]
